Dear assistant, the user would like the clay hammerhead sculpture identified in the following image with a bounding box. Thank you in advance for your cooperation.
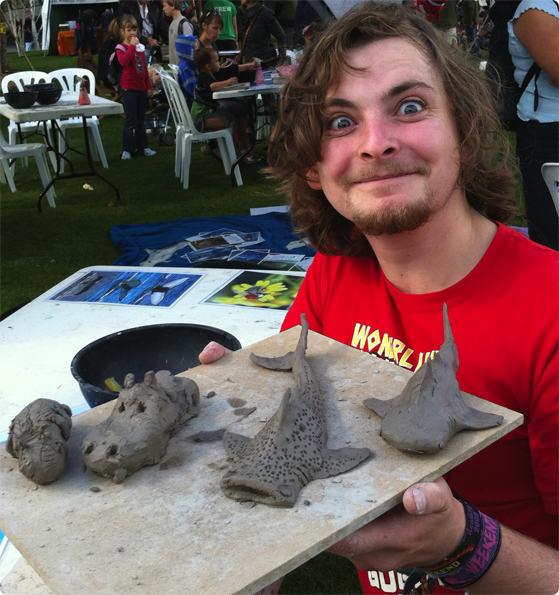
[364,303,503,454]
[82,370,199,483]
[6,399,73,485]
[220,313,371,507]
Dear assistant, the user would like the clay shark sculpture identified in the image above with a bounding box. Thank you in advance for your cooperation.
[364,303,503,454]
[6,399,73,485]
[220,313,371,507]
[82,370,199,483]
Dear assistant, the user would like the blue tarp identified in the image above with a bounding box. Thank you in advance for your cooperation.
[111,213,315,268]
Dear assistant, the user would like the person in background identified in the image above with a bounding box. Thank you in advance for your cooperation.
[119,0,169,63]
[477,9,494,50]
[203,0,238,51]
[462,0,481,57]
[24,23,33,52]
[433,0,458,44]
[238,0,286,69]
[117,15,156,160]
[508,0,559,250]
[98,18,121,89]
[163,0,194,66]
[274,0,297,44]
[101,7,115,33]
[76,9,99,56]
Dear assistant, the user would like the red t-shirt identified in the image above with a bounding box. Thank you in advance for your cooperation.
[117,43,152,92]
[282,223,558,595]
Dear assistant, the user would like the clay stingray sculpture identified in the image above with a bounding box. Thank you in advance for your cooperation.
[6,399,73,485]
[220,313,371,507]
[82,370,199,483]
[364,303,503,454]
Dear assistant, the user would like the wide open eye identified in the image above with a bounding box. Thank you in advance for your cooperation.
[329,115,355,131]
[398,101,424,116]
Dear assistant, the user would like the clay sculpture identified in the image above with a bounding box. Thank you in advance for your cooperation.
[220,313,371,507]
[6,399,73,485]
[82,370,199,483]
[364,303,503,453]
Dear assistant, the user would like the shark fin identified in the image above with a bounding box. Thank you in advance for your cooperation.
[314,446,371,479]
[363,397,396,418]
[223,431,252,459]
[454,404,503,430]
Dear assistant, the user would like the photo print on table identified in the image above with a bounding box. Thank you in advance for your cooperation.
[201,271,305,310]
[47,270,203,307]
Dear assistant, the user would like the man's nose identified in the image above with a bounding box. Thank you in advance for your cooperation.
[358,117,400,160]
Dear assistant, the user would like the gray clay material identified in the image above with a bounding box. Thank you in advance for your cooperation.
[192,429,226,442]
[82,370,199,483]
[220,313,371,507]
[364,303,503,454]
[6,399,73,485]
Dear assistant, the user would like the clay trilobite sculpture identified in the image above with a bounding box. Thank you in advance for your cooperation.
[6,399,73,485]
[220,313,371,507]
[364,303,503,454]
[82,370,199,483]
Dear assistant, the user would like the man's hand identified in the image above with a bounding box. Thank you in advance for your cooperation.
[328,477,466,571]
[199,342,231,364]
[147,37,160,48]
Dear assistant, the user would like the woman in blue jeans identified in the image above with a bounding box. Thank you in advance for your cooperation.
[117,15,156,159]
[509,0,558,250]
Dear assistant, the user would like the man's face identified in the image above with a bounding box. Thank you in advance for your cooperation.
[307,38,463,237]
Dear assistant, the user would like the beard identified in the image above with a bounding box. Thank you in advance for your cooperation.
[340,162,439,236]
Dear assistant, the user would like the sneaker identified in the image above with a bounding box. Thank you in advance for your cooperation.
[122,151,132,160]
[143,148,157,156]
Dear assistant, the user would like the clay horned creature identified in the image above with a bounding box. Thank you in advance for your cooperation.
[6,399,73,485]
[364,303,503,453]
[220,313,371,507]
[82,370,199,483]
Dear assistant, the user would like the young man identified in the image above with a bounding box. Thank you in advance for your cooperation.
[201,2,558,594]
[163,0,194,66]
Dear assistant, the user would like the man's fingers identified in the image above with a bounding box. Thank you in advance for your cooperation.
[199,341,231,364]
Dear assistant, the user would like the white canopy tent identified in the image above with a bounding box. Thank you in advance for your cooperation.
[41,0,116,52]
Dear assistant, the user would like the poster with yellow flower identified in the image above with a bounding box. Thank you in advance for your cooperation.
[202,271,305,310]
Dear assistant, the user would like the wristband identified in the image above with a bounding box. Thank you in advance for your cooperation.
[403,501,501,594]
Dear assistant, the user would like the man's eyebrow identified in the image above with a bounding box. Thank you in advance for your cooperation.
[383,81,437,101]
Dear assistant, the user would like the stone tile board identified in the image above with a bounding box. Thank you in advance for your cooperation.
[1,557,54,595]
[0,326,523,595]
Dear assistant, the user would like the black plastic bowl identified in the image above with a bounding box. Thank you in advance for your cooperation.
[71,323,242,408]
[36,87,63,105]
[3,91,38,109]
[24,83,55,93]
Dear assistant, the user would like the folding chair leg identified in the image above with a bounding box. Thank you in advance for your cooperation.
[182,137,192,190]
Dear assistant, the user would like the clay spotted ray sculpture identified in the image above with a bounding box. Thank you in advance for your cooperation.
[6,399,73,485]
[364,303,503,454]
[82,370,199,483]
[220,313,371,507]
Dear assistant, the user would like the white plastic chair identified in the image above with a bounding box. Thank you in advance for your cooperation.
[541,163,559,216]
[160,72,242,189]
[168,63,180,80]
[0,128,56,207]
[1,71,51,167]
[160,71,186,179]
[46,68,108,173]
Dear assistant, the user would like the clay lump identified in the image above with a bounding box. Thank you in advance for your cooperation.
[220,313,371,507]
[364,303,503,453]
[82,370,199,483]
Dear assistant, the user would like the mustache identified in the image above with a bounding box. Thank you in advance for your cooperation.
[340,162,430,191]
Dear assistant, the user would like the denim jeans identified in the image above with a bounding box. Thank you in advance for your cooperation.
[516,118,559,251]
[121,89,148,155]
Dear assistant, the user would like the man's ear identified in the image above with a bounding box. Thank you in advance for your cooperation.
[306,166,322,191]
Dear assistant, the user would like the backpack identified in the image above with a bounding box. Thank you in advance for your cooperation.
[179,16,200,39]
[107,43,127,89]
[486,0,558,130]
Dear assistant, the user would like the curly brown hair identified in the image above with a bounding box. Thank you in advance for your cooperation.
[266,1,517,257]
